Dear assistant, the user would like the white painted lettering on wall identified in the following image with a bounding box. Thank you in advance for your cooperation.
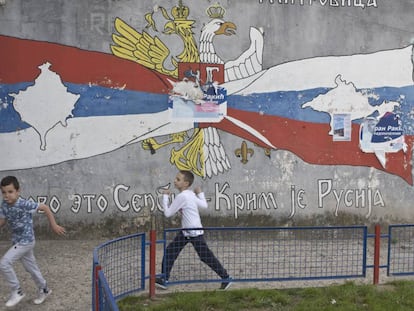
[29,180,384,219]
[289,185,307,218]
[112,184,160,213]
[318,179,385,218]
[258,0,378,8]
[215,182,279,219]
[29,195,61,214]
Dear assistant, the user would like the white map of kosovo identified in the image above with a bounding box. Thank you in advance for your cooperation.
[10,62,80,150]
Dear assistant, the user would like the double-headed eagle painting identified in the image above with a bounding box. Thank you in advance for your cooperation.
[110,1,265,178]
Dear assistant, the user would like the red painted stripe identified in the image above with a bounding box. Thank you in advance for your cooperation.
[203,108,413,185]
[0,35,174,94]
[2,36,411,184]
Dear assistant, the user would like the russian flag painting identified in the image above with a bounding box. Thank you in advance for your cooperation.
[208,45,414,184]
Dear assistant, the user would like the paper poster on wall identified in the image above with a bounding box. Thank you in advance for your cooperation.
[169,62,227,123]
[168,80,227,123]
[333,114,351,141]
[359,112,406,167]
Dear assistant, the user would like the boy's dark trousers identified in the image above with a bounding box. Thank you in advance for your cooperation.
[162,231,229,281]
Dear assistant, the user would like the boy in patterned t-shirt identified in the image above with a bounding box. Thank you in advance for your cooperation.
[0,176,66,308]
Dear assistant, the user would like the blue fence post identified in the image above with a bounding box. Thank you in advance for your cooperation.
[373,224,381,285]
[149,229,156,299]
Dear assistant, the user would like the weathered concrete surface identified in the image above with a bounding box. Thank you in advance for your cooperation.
[1,0,414,229]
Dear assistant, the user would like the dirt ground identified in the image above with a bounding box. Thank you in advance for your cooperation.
[0,236,411,311]
[0,239,104,311]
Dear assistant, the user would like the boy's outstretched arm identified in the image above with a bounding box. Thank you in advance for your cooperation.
[38,204,66,236]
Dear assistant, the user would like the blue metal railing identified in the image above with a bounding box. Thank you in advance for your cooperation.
[388,224,414,276]
[162,226,367,286]
[92,224,414,310]
[93,232,146,311]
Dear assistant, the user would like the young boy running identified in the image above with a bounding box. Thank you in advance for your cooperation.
[0,176,66,307]
[155,170,232,290]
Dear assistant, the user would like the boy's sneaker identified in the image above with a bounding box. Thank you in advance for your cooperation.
[155,278,168,290]
[33,288,52,305]
[5,288,25,307]
[220,277,232,290]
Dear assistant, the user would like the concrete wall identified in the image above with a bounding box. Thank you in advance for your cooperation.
[1,0,414,230]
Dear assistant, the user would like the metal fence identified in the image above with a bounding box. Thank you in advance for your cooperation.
[388,224,414,276]
[91,224,414,311]
[93,233,146,311]
[95,270,118,311]
[163,226,367,285]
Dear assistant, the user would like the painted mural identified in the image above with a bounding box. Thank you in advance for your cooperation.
[0,0,413,223]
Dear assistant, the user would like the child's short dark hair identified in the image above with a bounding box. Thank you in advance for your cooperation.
[1,176,20,190]
[180,170,194,186]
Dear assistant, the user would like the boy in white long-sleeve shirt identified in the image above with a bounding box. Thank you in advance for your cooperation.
[155,170,231,290]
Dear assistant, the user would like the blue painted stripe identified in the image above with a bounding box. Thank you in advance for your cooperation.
[2,83,414,134]
[0,83,169,132]
[227,85,414,134]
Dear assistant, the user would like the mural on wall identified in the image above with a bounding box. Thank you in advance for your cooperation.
[110,1,265,178]
[0,0,414,205]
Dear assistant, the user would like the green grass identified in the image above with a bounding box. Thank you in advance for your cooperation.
[117,281,414,311]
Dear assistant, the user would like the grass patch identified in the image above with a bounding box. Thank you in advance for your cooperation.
[117,281,414,311]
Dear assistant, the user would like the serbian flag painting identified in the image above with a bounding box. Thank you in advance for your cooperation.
[0,35,194,171]
[1,35,414,184]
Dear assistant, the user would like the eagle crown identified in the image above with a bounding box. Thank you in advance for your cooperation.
[206,2,226,19]
[171,0,190,20]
